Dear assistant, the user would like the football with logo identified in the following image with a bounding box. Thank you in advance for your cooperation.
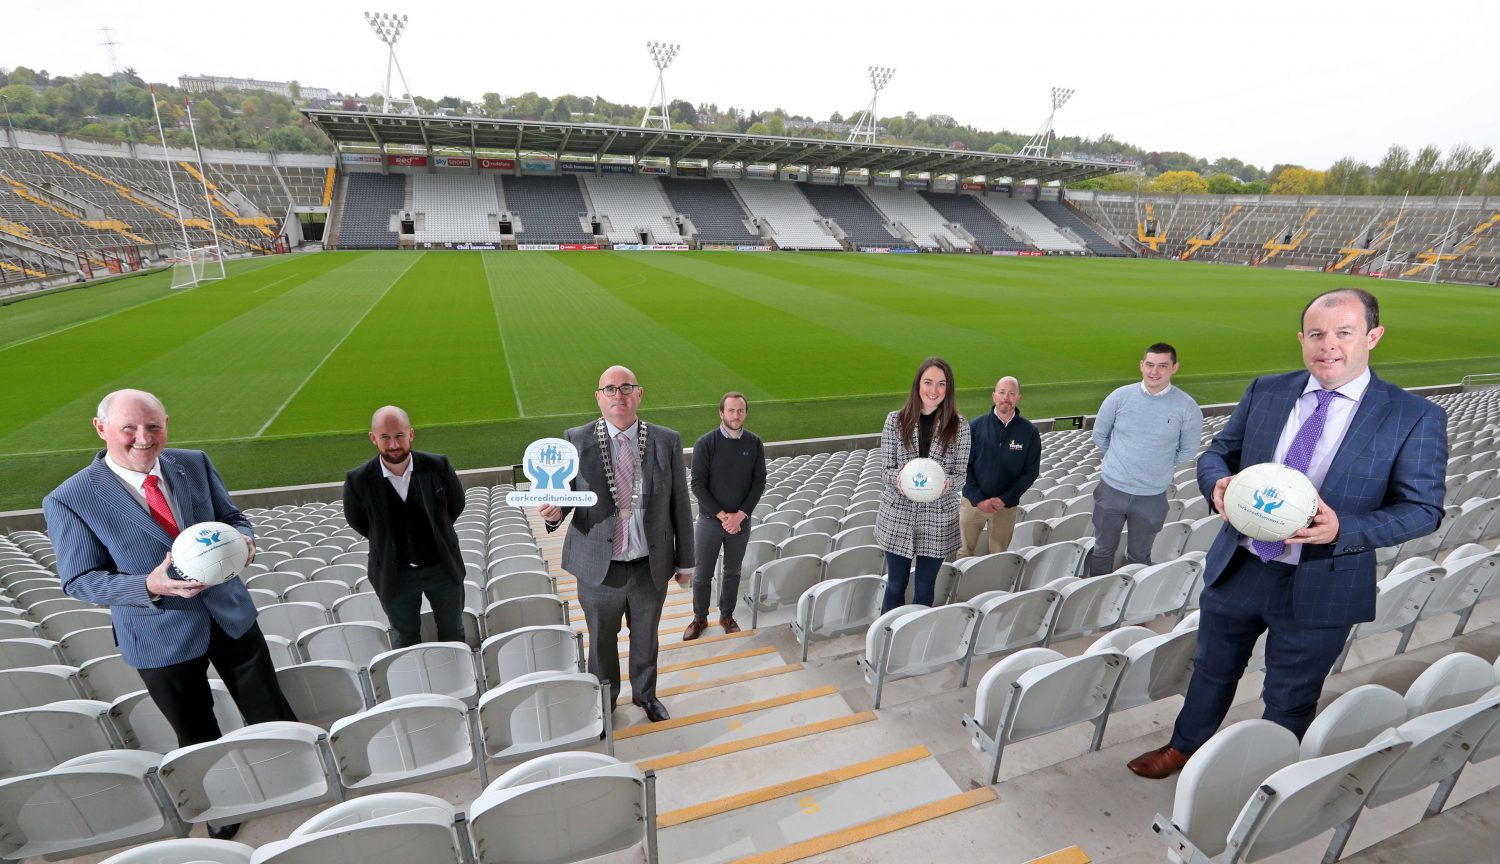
[897,458,947,503]
[170,521,250,586]
[1223,463,1319,541]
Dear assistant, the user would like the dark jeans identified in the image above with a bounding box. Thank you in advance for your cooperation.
[137,620,298,747]
[882,552,943,613]
[692,515,752,620]
[382,564,465,649]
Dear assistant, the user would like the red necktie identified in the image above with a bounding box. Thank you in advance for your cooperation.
[142,475,180,537]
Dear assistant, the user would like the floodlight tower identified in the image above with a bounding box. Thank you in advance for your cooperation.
[365,12,418,115]
[1019,87,1073,159]
[847,66,895,144]
[641,41,679,129]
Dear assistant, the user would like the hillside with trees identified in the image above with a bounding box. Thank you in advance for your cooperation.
[2,66,1494,195]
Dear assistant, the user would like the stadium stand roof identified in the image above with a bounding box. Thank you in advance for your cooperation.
[302,111,1126,183]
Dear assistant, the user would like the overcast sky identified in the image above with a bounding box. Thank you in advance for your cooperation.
[4,0,1495,170]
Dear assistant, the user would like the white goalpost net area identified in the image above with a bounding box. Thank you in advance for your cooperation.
[169,245,226,290]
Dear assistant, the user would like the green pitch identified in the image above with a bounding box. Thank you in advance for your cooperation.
[3,250,1497,511]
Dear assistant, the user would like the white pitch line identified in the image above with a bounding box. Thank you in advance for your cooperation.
[482,255,527,418]
[250,274,299,294]
[253,253,423,437]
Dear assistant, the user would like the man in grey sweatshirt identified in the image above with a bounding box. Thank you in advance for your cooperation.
[1087,342,1204,576]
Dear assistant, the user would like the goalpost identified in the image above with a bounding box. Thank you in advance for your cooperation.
[169,245,226,290]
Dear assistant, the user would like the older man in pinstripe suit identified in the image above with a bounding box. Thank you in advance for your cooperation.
[1128,289,1448,779]
[44,390,296,836]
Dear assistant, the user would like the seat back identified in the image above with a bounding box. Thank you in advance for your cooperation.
[477,671,604,762]
[1169,719,1300,861]
[1403,651,1496,717]
[0,750,178,861]
[369,643,480,705]
[1118,558,1201,626]
[1236,737,1411,859]
[1003,651,1125,743]
[749,555,823,612]
[79,655,146,703]
[257,602,332,643]
[952,552,1025,600]
[0,664,82,711]
[467,760,647,864]
[967,589,1059,659]
[275,662,369,730]
[1046,573,1132,644]
[480,625,582,690]
[883,605,976,677]
[1017,541,1085,590]
[1354,563,1442,638]
[820,545,885,582]
[158,722,336,823]
[798,576,884,641]
[1364,697,1500,808]
[0,699,115,777]
[484,571,555,606]
[328,695,477,792]
[971,648,1065,732]
[1110,628,1198,712]
[99,837,256,863]
[483,595,567,638]
[296,622,391,666]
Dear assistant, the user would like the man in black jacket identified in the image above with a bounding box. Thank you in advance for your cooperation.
[343,405,466,648]
[683,392,767,640]
[960,376,1041,556]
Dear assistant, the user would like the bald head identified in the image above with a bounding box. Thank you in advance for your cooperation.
[369,405,414,469]
[97,389,166,424]
[992,376,1021,420]
[94,389,169,473]
[595,365,643,428]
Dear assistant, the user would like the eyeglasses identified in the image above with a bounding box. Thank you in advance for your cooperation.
[596,384,641,396]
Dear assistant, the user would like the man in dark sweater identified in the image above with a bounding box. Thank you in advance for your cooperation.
[343,406,466,648]
[960,376,1041,556]
[684,392,767,640]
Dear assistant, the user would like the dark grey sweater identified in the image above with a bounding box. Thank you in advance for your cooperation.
[691,428,767,516]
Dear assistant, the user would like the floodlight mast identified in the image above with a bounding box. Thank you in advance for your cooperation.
[1018,87,1073,159]
[847,66,894,144]
[641,42,679,130]
[365,12,418,115]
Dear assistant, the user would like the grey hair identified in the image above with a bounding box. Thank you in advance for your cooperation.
[96,389,166,423]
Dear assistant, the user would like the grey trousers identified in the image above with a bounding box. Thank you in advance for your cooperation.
[577,558,667,705]
[692,515,752,620]
[1087,479,1169,576]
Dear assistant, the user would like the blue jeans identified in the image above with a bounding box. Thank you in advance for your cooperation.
[882,552,942,613]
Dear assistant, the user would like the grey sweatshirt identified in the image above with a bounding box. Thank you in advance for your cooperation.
[1093,383,1204,495]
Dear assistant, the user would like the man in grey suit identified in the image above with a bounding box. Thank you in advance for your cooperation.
[44,389,297,841]
[538,366,694,723]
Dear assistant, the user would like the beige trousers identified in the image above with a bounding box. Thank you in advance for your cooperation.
[958,497,1020,557]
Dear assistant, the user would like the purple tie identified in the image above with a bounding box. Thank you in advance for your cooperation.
[612,431,634,558]
[1252,389,1338,562]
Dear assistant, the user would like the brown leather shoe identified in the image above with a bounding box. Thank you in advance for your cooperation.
[718,616,742,635]
[682,617,708,641]
[1128,744,1191,779]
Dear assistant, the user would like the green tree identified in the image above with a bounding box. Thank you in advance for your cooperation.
[1409,145,1443,195]
[0,84,37,113]
[1373,145,1411,195]
[1148,170,1209,195]
[986,142,1012,154]
[1440,144,1494,195]
[1323,157,1370,196]
[7,66,35,86]
[1206,173,1242,195]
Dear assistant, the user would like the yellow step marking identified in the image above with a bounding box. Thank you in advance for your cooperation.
[658,745,930,828]
[585,628,754,654]
[727,786,998,864]
[1025,847,1091,864]
[613,685,837,740]
[655,664,802,697]
[657,645,778,675]
[638,711,877,772]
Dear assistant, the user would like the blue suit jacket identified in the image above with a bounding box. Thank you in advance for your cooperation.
[1196,370,1446,627]
[43,449,260,669]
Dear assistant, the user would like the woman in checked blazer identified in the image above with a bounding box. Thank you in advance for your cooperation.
[874,356,970,612]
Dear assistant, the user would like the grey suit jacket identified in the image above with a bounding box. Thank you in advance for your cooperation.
[548,419,694,588]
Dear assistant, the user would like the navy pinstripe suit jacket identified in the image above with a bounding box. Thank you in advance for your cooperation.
[43,449,260,669]
[1196,370,1447,626]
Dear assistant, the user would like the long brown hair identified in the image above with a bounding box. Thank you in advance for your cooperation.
[896,357,959,453]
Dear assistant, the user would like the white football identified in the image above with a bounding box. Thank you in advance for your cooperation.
[898,458,947,503]
[170,521,250,587]
[1223,463,1319,542]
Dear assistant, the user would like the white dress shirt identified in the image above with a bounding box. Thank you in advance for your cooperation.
[1244,368,1371,565]
[104,454,184,529]
[607,420,648,561]
[380,454,415,501]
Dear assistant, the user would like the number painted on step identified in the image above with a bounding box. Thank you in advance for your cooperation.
[727,718,743,731]
[799,796,819,815]
[684,670,699,682]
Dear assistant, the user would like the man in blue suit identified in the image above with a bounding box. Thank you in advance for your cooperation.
[1129,289,1447,778]
[44,389,297,835]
